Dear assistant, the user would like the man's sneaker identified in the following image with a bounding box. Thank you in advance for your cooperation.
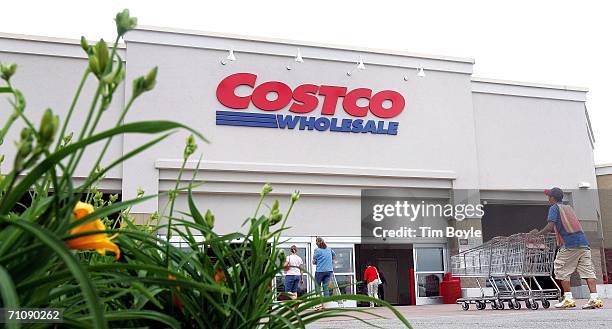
[581,298,604,309]
[555,298,576,309]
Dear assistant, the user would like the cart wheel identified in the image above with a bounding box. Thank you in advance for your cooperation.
[530,300,539,310]
[462,302,469,311]
[514,300,522,310]
[525,299,531,309]
[542,300,550,309]
[498,300,505,310]
[491,301,498,310]
[476,301,484,310]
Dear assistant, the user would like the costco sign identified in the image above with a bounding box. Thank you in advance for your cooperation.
[215,73,404,135]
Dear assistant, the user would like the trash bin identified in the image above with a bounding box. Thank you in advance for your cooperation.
[439,273,462,304]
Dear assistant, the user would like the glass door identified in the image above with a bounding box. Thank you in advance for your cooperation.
[413,246,446,305]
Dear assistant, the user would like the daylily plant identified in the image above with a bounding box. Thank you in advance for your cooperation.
[66,201,121,259]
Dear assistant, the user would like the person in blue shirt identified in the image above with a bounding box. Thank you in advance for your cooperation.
[530,187,603,309]
[312,237,336,304]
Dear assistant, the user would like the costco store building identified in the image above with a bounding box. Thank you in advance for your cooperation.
[0,27,605,306]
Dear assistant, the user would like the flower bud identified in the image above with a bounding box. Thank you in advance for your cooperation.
[137,187,145,198]
[17,139,33,160]
[80,36,90,53]
[270,212,283,226]
[13,89,26,111]
[109,194,119,203]
[94,191,103,202]
[261,183,273,197]
[20,127,32,140]
[0,63,17,81]
[102,64,125,85]
[131,67,157,98]
[145,66,157,88]
[89,39,109,78]
[269,201,283,225]
[115,9,137,37]
[291,190,300,203]
[278,249,286,265]
[204,209,215,229]
[0,154,4,164]
[183,134,197,160]
[39,108,59,147]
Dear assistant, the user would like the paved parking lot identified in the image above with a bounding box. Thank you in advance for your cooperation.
[307,299,612,329]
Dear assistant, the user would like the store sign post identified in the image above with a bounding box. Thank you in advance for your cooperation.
[215,73,404,135]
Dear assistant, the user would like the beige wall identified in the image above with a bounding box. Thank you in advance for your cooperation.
[597,174,612,249]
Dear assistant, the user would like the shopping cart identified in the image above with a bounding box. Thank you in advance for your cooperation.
[450,238,497,310]
[452,233,560,311]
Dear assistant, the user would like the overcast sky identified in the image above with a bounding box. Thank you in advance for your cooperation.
[2,0,610,164]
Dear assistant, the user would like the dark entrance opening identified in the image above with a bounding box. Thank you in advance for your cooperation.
[355,244,413,305]
[481,203,558,291]
[481,204,549,240]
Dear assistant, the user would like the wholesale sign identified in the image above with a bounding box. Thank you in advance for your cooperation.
[215,73,404,135]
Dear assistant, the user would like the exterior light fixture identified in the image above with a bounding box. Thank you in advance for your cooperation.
[287,48,304,70]
[347,56,366,76]
[578,182,591,189]
[295,48,304,63]
[221,49,236,65]
[417,67,426,77]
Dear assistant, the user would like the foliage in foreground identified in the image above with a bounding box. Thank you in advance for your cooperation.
[0,9,412,329]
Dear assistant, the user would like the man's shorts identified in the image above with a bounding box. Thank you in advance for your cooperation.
[554,247,597,281]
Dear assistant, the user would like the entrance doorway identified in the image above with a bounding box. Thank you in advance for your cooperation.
[355,244,413,305]
[481,204,549,239]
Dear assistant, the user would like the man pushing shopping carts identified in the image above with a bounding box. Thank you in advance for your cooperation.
[529,187,604,309]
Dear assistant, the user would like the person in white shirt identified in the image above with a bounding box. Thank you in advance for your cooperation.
[284,245,304,299]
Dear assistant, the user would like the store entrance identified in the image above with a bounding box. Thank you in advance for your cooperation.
[355,244,413,305]
[481,204,549,239]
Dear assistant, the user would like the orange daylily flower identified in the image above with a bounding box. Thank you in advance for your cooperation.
[214,269,226,282]
[65,201,121,260]
[167,274,184,310]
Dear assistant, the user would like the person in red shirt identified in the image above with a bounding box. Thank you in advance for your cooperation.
[363,262,381,307]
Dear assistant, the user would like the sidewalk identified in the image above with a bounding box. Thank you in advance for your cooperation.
[307,299,612,329]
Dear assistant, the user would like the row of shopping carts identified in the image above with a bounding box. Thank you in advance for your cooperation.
[451,233,561,311]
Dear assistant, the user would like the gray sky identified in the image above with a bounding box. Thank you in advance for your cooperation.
[2,0,610,164]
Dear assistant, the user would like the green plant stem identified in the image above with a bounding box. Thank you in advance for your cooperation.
[164,157,188,268]
[64,36,119,188]
[55,69,90,151]
[62,82,103,186]
[85,96,135,182]
[7,81,37,136]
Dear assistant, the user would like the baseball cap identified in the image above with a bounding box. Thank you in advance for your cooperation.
[544,187,564,201]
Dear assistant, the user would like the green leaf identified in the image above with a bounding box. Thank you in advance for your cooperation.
[187,186,205,227]
[0,120,206,214]
[5,219,107,329]
[65,194,157,230]
[76,132,173,192]
[0,265,20,329]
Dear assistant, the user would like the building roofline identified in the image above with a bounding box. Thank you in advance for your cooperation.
[0,32,126,49]
[0,32,125,59]
[132,25,475,64]
[471,76,588,93]
[471,76,588,102]
[596,164,612,176]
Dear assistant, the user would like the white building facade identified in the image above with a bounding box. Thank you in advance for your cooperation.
[0,27,602,305]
